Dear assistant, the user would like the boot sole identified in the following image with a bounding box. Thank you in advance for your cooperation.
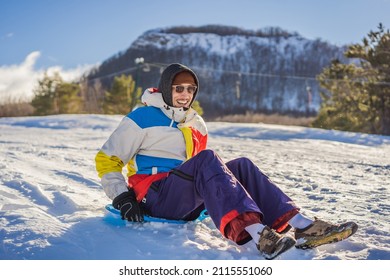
[295,222,358,250]
[264,237,296,260]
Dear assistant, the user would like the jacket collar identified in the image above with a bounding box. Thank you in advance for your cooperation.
[141,88,196,123]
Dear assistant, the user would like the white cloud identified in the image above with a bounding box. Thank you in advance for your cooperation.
[0,51,96,104]
[46,64,95,83]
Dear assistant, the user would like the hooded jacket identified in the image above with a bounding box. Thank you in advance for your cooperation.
[95,88,208,201]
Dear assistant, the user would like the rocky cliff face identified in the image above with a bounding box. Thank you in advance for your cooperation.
[89,25,348,117]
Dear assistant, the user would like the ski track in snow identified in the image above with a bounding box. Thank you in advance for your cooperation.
[0,114,389,260]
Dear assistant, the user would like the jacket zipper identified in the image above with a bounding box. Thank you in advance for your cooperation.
[170,110,175,127]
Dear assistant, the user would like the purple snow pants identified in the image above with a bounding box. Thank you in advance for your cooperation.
[142,150,298,237]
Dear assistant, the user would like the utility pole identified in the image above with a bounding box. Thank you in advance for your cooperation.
[134,57,145,90]
[131,57,144,110]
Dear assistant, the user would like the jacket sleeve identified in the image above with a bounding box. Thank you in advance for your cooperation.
[95,116,145,199]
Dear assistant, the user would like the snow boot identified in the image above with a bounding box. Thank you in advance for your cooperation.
[257,226,296,260]
[294,218,358,249]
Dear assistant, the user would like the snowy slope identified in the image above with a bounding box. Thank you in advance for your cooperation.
[0,114,389,260]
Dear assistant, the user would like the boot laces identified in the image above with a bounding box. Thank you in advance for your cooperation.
[263,227,280,243]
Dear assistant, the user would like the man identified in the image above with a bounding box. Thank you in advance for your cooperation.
[96,63,357,259]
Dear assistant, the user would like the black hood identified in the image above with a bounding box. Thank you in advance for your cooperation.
[157,63,199,107]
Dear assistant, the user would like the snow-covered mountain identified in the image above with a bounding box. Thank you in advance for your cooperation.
[89,25,348,116]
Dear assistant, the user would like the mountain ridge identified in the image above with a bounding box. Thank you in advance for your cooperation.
[88,25,349,117]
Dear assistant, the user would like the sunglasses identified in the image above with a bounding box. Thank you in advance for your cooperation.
[172,85,197,94]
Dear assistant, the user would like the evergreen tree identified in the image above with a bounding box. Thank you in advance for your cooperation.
[103,74,141,114]
[314,60,371,132]
[313,24,390,135]
[346,23,390,135]
[31,72,63,115]
[31,72,84,115]
[192,100,204,116]
[56,83,83,114]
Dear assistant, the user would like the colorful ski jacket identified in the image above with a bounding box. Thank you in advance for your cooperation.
[95,88,208,201]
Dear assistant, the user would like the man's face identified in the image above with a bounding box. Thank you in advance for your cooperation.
[171,84,197,108]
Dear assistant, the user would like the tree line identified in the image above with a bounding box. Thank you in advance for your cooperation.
[29,73,145,116]
[27,71,203,116]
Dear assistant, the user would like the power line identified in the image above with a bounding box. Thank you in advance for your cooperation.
[86,62,320,82]
[83,61,390,86]
[86,66,138,83]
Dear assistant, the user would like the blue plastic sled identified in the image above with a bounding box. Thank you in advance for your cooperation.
[105,204,209,224]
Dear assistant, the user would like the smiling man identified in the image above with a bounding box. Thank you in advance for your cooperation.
[170,72,197,108]
[95,63,357,260]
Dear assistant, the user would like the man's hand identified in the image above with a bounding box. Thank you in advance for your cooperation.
[112,189,144,222]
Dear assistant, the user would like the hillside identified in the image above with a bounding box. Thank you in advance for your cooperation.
[88,25,348,117]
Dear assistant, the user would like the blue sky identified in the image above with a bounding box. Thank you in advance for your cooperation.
[1,0,390,69]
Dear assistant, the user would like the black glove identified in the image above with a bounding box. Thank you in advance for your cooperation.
[113,189,144,222]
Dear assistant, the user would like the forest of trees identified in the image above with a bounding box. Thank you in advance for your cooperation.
[23,71,204,117]
[29,73,144,116]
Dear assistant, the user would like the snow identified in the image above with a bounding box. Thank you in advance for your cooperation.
[0,114,389,263]
[139,28,308,57]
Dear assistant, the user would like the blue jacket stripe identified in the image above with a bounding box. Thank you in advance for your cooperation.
[135,154,183,174]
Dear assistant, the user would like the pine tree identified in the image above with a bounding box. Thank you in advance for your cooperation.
[31,72,63,115]
[56,83,83,114]
[103,74,141,114]
[314,60,371,132]
[345,23,390,135]
[313,24,390,135]
[31,72,84,115]
[192,100,204,116]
